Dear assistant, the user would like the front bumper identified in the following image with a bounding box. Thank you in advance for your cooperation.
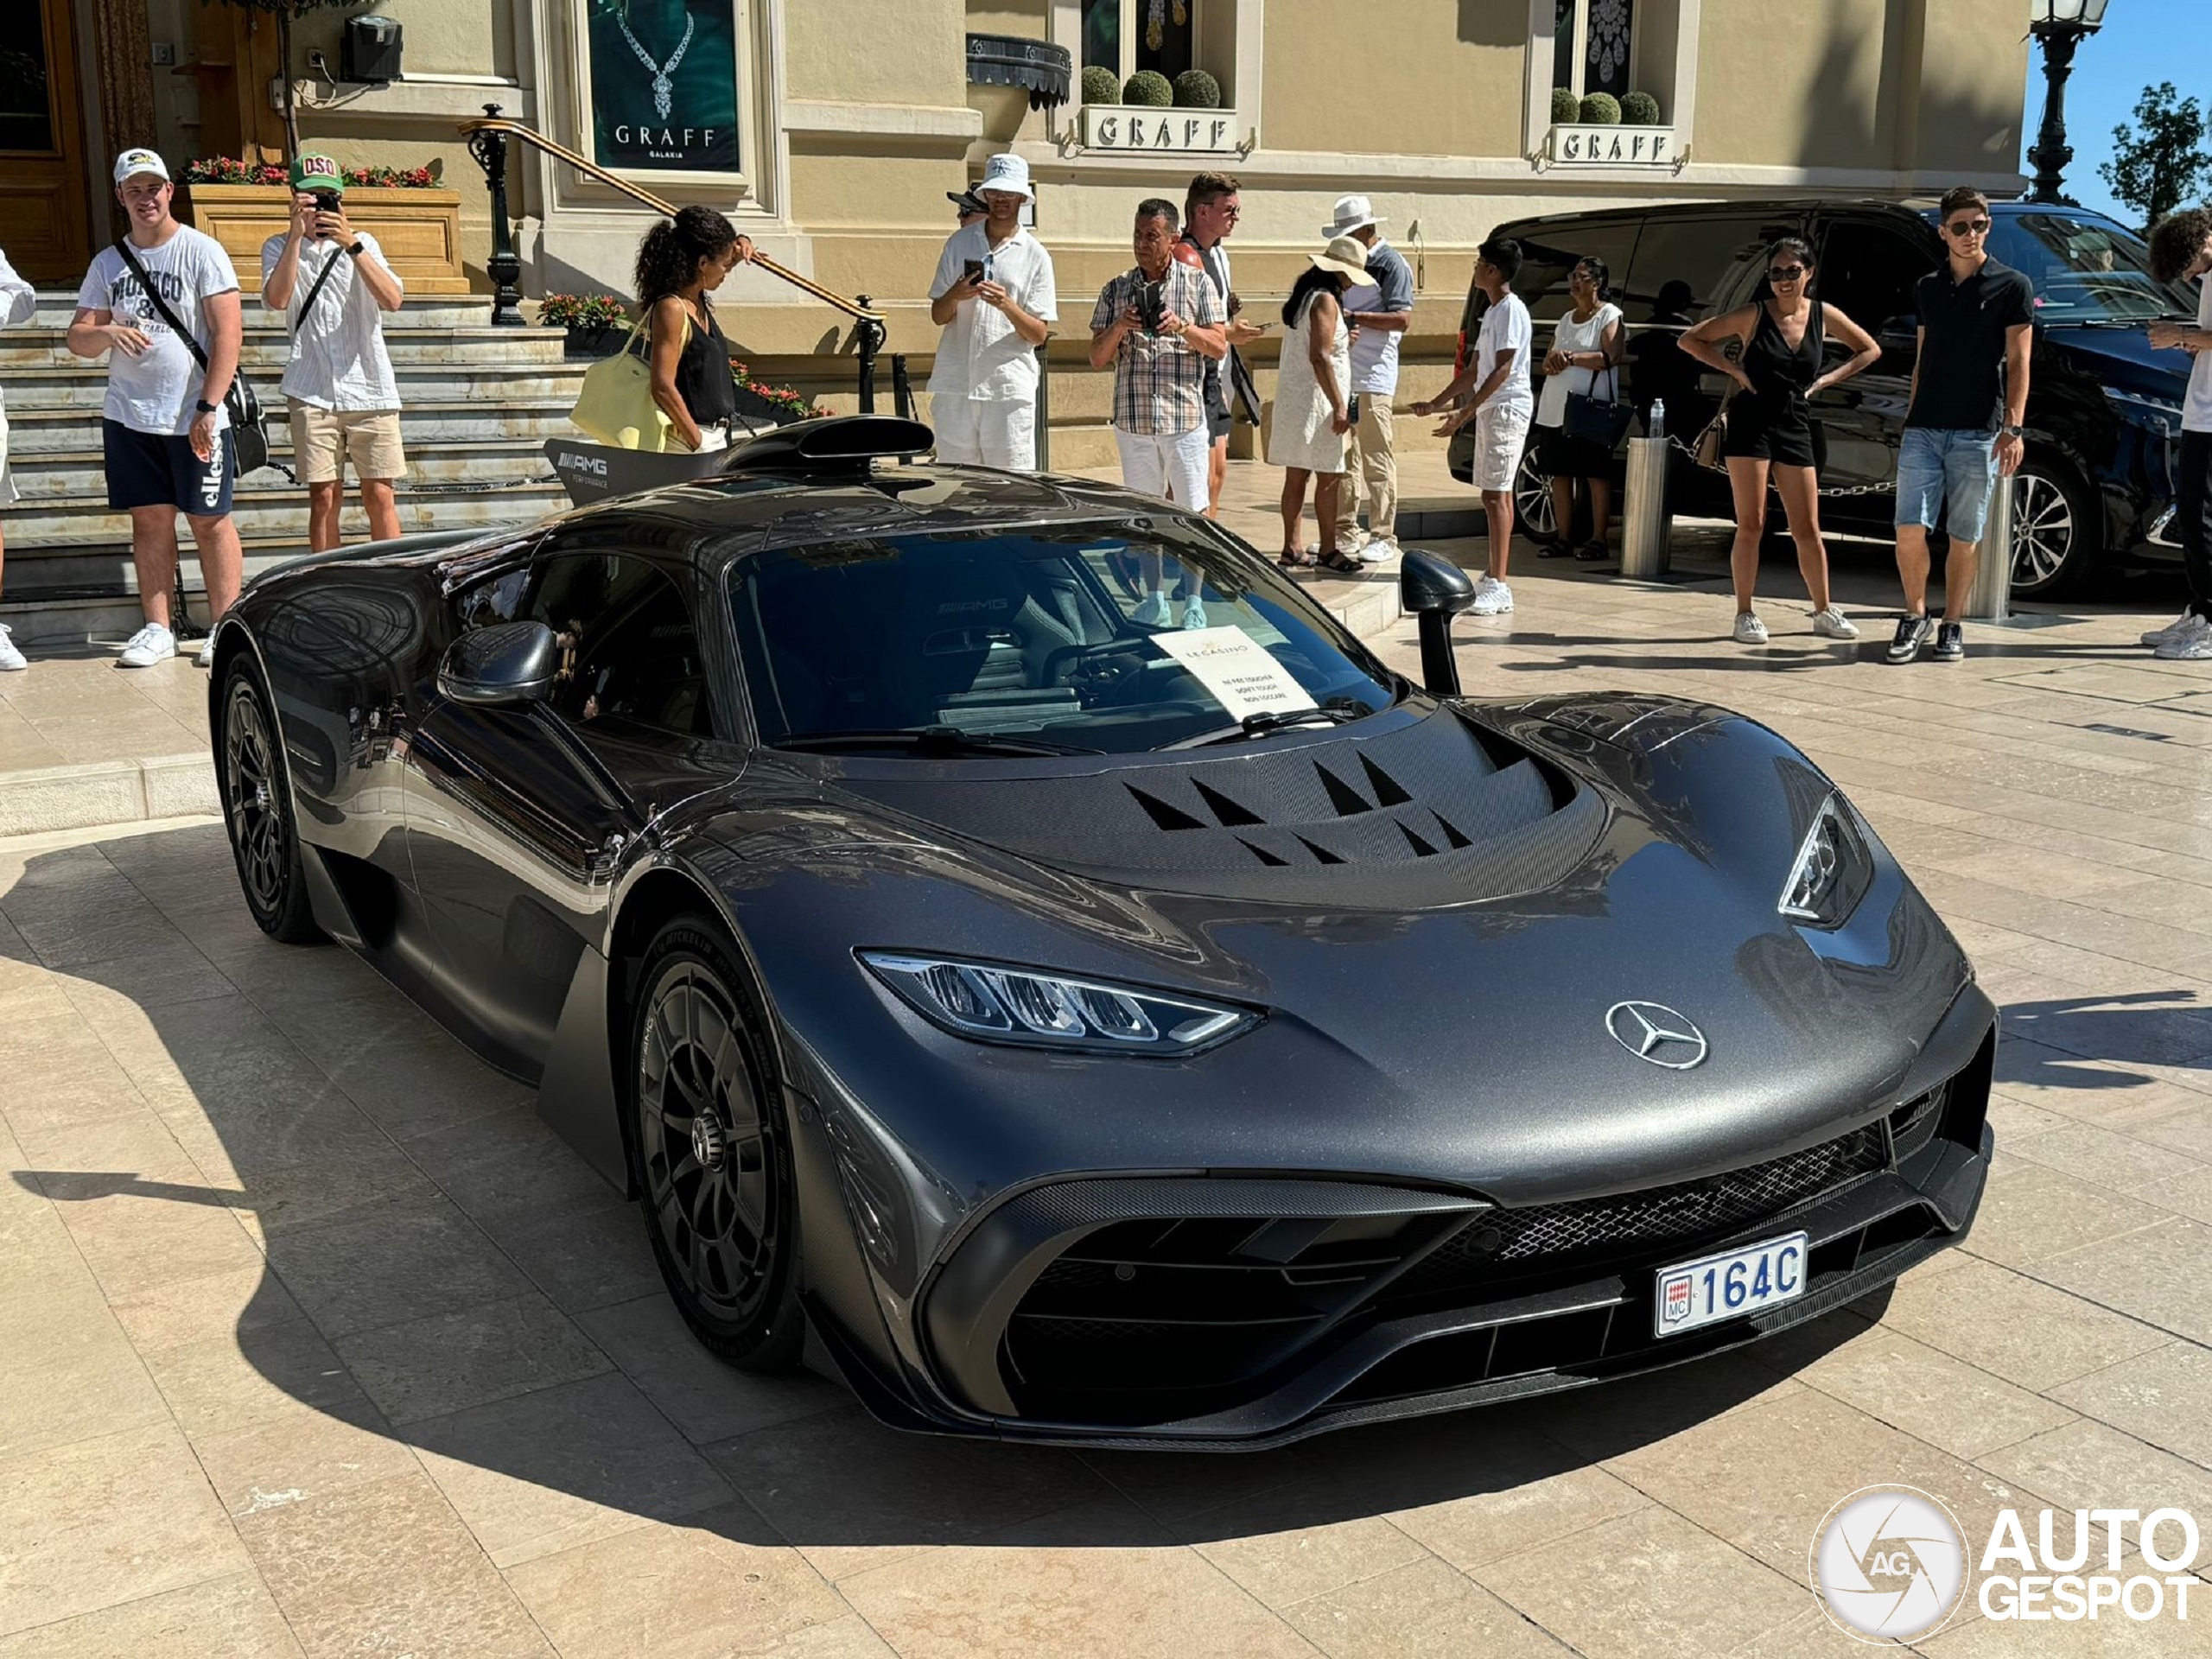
[830,995,1997,1449]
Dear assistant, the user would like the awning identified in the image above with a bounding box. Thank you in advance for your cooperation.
[965,34,1072,110]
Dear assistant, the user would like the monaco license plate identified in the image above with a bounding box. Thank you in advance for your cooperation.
[1654,1231,1808,1338]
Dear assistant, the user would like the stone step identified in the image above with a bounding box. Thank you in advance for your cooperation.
[0,327,571,371]
[0,399,583,453]
[25,292,497,330]
[10,432,555,492]
[3,484,563,554]
[0,361,591,411]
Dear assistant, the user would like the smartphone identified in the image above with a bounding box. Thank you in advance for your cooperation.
[1347,394,1362,424]
[963,257,985,283]
[313,189,342,237]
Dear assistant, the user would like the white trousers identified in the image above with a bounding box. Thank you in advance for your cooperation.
[933,396,1038,470]
[1112,424,1211,512]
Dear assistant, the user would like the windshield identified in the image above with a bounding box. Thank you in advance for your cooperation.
[1984,212,2197,322]
[728,518,1400,754]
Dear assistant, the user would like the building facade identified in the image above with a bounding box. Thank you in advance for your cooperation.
[9,0,2031,416]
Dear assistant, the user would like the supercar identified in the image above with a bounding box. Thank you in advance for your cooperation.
[208,416,1993,1447]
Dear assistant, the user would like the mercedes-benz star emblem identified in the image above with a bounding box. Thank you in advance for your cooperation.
[1605,1001,1709,1069]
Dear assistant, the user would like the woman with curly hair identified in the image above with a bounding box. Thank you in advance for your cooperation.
[2145,206,2212,658]
[636,205,754,451]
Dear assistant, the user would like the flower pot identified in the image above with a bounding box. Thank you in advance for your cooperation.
[733,382,814,428]
[179,182,470,296]
[562,323,631,359]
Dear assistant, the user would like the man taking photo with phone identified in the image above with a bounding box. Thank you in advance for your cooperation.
[262,151,406,552]
[926,153,1056,471]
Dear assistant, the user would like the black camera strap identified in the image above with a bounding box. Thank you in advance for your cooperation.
[289,243,344,337]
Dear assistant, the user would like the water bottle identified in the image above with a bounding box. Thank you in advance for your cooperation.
[1649,398,1666,440]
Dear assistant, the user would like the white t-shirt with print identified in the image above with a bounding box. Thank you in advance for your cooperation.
[2185,272,2212,435]
[260,231,404,411]
[1475,291,1534,416]
[78,227,239,435]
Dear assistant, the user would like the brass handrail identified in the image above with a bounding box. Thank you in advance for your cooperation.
[459,115,882,322]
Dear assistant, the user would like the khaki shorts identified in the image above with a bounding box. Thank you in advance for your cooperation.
[289,404,406,486]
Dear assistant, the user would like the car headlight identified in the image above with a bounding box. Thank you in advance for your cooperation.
[1777,792,1874,929]
[860,951,1257,1056]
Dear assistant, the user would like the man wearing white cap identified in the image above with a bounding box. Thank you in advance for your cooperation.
[67,148,245,668]
[1323,196,1414,564]
[927,153,1057,470]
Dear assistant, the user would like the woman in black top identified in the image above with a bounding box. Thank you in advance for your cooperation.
[637,205,755,451]
[1681,238,1880,645]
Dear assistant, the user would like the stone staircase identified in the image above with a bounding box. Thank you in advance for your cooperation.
[2,295,578,645]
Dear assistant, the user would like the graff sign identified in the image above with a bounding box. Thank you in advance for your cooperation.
[1547,124,1677,168]
[1078,106,1242,155]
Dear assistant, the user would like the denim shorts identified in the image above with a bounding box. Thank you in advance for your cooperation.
[1895,426,1999,543]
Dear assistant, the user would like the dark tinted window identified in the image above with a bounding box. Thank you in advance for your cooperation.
[1818,219,1936,335]
[528,554,715,739]
[1620,213,1785,323]
[1509,220,1642,324]
[1985,211,2198,321]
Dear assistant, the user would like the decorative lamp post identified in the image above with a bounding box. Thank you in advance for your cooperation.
[2025,0,2110,205]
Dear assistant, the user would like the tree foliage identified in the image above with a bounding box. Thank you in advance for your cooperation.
[2100,82,2211,229]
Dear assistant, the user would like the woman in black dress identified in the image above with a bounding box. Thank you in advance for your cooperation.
[1681,237,1880,645]
[636,205,756,451]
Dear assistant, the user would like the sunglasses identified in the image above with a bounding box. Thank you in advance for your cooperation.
[1767,265,1807,281]
[1946,218,1991,237]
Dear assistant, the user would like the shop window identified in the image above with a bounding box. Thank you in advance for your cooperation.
[1552,0,1634,101]
[1084,0,1198,86]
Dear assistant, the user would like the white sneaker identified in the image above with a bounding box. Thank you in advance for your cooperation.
[1134,593,1171,627]
[2141,611,2197,646]
[1468,576,1513,615]
[194,633,216,668]
[0,624,24,672]
[1357,537,1399,565]
[1733,611,1770,645]
[2148,613,2209,652]
[118,623,176,668]
[1338,528,1370,555]
[1181,597,1208,630]
[2155,620,2212,659]
[1809,607,1859,639]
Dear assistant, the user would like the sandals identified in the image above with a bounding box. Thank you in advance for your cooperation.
[1573,539,1610,562]
[1535,537,1572,559]
[1277,546,1319,569]
[1318,550,1364,573]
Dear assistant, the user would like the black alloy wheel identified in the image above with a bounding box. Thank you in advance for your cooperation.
[219,661,319,943]
[628,916,804,1369]
[2006,455,2098,599]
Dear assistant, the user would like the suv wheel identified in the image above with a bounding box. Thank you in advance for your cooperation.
[2008,457,2098,599]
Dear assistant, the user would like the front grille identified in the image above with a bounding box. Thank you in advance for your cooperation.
[1388,1123,1891,1304]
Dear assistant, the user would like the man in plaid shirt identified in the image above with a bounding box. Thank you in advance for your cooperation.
[1090,199,1225,511]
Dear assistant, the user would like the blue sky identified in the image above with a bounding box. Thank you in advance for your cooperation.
[2022,0,2204,222]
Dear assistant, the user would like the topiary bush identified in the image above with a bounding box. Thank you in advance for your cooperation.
[1123,70,1173,107]
[1081,64,1122,105]
[1620,90,1662,125]
[1551,86,1580,125]
[1579,92,1622,124]
[1173,68,1222,108]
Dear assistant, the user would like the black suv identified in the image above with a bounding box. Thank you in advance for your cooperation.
[1453,198,2197,596]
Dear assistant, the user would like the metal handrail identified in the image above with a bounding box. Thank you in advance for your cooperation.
[459,110,882,323]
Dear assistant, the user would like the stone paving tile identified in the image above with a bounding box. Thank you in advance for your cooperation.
[1960,1162,2174,1271]
[2033,1215,2212,1345]
[2001,1122,2204,1193]
[1874,1258,2171,1393]
[1179,1484,1433,1614]
[266,1191,532,1341]
[137,1315,371,1441]
[2050,1344,2212,1470]
[1777,1325,2078,1460]
[333,1289,613,1427]
[1976,1417,2212,1521]
[191,1396,421,1522]
[575,1293,849,1446]
[0,1570,304,1658]
[1279,1554,1573,1658]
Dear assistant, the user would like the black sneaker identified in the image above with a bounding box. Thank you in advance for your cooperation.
[1885,614,1934,664]
[1932,621,1964,662]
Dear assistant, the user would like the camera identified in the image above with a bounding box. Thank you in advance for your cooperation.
[1134,277,1166,333]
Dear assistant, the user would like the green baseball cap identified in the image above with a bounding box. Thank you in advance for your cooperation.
[289,152,345,194]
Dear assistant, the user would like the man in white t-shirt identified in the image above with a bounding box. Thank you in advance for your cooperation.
[2146,207,2212,660]
[927,153,1056,470]
[1414,238,1532,615]
[67,148,244,668]
[0,247,35,671]
[262,151,406,552]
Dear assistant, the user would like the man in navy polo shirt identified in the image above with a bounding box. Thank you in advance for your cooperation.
[1885,185,2033,664]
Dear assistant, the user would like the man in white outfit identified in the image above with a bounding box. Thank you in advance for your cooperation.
[0,247,35,671]
[1324,195,1414,563]
[1414,237,1532,616]
[927,154,1056,469]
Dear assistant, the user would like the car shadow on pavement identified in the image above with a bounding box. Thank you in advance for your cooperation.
[7,826,1885,1557]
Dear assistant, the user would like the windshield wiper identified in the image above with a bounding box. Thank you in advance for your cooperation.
[774,726,1103,757]
[1175,697,1376,748]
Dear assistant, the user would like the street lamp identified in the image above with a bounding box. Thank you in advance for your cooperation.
[2025,0,2110,205]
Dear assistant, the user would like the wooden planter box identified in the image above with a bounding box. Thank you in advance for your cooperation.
[180,183,470,296]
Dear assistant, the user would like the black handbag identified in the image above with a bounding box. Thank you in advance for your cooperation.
[1562,361,1633,448]
[109,237,283,479]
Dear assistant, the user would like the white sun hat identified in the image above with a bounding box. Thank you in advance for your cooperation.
[977,153,1034,201]
[1320,194,1382,237]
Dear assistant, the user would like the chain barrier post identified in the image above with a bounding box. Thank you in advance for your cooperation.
[854,297,885,414]
[1964,471,2016,621]
[891,354,913,422]
[1619,434,1672,578]
[1033,344,1051,472]
[467,106,525,327]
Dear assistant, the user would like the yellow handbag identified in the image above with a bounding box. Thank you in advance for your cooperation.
[569,313,671,451]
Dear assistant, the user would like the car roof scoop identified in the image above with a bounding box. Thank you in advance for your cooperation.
[720,415,935,475]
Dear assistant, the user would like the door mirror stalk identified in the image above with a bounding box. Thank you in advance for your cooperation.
[1399,550,1476,697]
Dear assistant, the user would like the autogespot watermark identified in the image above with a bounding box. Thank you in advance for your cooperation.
[1808,1486,2202,1643]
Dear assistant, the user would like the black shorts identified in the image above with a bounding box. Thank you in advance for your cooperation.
[1203,358,1231,442]
[1535,423,1612,480]
[104,419,236,516]
[1720,402,1823,470]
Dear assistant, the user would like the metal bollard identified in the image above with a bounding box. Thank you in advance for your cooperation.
[1619,435,1672,578]
[1963,472,2015,621]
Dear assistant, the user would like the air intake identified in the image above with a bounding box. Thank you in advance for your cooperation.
[720,415,935,473]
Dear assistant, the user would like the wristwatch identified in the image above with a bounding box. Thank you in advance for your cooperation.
[2000,423,2024,438]
[346,241,365,257]
[194,399,218,415]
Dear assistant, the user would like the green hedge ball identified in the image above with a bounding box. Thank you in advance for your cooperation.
[1122,70,1173,107]
[1620,91,1662,125]
[1579,92,1622,125]
[1551,86,1581,125]
[1173,69,1222,108]
[1081,65,1122,105]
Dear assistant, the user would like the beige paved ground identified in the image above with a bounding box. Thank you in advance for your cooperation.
[4,466,2212,1656]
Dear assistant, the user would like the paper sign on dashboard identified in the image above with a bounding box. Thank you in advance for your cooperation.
[1153,626,1318,721]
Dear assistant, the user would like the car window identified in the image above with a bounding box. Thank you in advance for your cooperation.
[454,566,529,631]
[1621,213,1786,324]
[728,519,1399,754]
[1984,212,2198,322]
[1509,220,1641,324]
[527,553,717,739]
[1818,219,1936,336]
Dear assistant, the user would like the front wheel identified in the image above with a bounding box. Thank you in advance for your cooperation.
[627,916,804,1370]
[1513,448,1559,541]
[219,659,319,944]
[2007,456,2100,599]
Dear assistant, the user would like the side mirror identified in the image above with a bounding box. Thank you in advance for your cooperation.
[439,620,556,707]
[1399,550,1475,697]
